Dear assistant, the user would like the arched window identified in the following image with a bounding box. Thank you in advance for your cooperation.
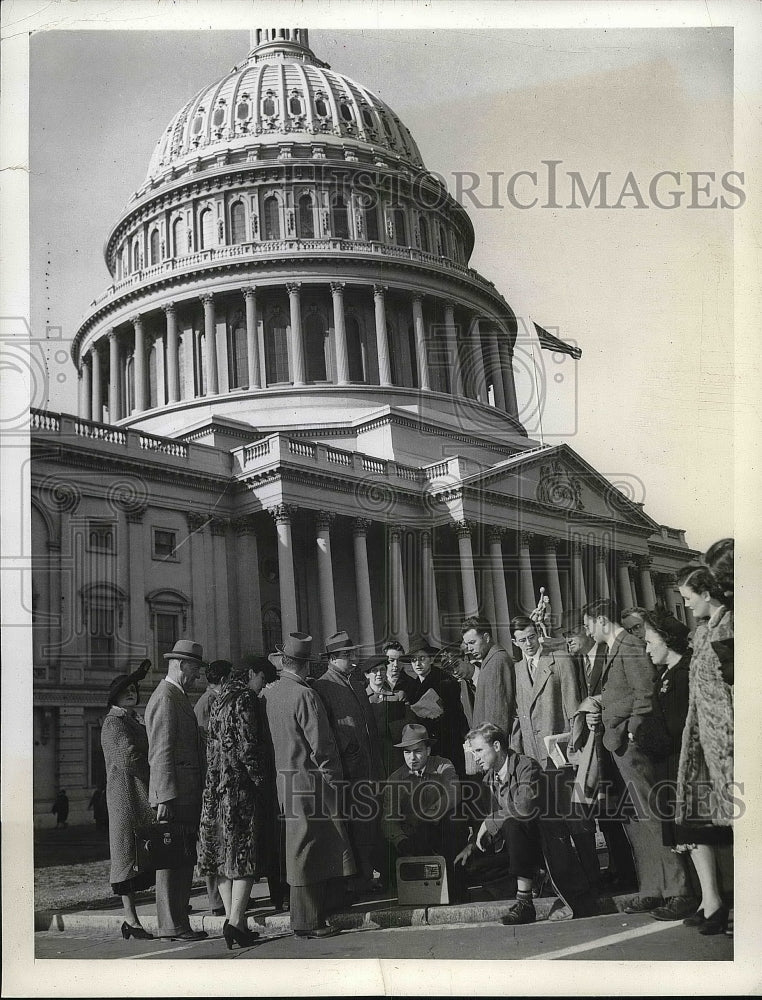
[125,355,135,414]
[228,319,247,389]
[392,208,407,247]
[264,308,289,384]
[132,239,141,272]
[263,196,280,240]
[149,229,160,265]
[148,339,158,408]
[438,224,448,256]
[121,245,128,277]
[347,316,365,382]
[419,216,430,253]
[199,208,214,250]
[262,605,282,650]
[363,204,379,242]
[297,194,314,238]
[173,217,185,258]
[230,201,246,245]
[195,330,206,396]
[330,193,350,239]
[304,312,328,382]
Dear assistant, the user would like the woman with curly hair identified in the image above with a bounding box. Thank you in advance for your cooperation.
[675,562,734,935]
[197,658,275,949]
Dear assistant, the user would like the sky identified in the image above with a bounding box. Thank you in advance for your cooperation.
[29,24,736,551]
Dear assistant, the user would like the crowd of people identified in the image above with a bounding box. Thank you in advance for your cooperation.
[99,536,734,948]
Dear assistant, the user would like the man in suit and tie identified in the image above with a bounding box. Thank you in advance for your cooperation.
[562,615,637,890]
[144,639,208,941]
[582,599,695,920]
[461,616,516,740]
[509,616,600,912]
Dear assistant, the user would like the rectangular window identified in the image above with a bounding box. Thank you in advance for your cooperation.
[89,605,115,667]
[88,722,106,790]
[155,613,179,663]
[152,527,178,560]
[87,521,115,553]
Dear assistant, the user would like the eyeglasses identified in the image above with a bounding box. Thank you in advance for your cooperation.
[625,624,644,635]
[514,635,538,644]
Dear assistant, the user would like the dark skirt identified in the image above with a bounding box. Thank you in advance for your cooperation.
[111,869,156,896]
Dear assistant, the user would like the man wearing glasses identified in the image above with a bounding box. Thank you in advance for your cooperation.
[620,606,649,643]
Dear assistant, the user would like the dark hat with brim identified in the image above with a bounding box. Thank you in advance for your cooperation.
[274,632,313,661]
[361,656,388,675]
[163,639,204,664]
[106,659,152,707]
[394,723,434,748]
[323,630,358,657]
[401,636,440,660]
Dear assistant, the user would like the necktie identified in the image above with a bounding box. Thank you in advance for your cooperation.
[528,657,536,684]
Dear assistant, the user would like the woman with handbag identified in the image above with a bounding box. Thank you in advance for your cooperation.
[197,658,275,949]
[674,561,734,935]
[101,659,156,940]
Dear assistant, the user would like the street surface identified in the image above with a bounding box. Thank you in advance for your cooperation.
[36,912,733,961]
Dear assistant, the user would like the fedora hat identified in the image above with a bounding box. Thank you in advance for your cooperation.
[106,658,152,707]
[401,635,440,660]
[163,639,204,664]
[323,630,357,657]
[394,723,433,749]
[275,632,313,661]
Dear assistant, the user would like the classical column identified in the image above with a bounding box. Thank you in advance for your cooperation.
[420,529,441,644]
[543,536,564,627]
[286,282,305,386]
[443,301,464,396]
[352,518,375,653]
[468,318,488,404]
[242,286,261,389]
[571,539,587,609]
[81,357,92,420]
[330,282,350,385]
[488,330,507,411]
[187,512,210,651]
[455,521,479,617]
[91,342,103,421]
[616,552,635,610]
[163,302,180,403]
[209,518,231,658]
[487,526,512,648]
[233,516,264,654]
[107,329,120,421]
[200,293,218,394]
[637,555,657,611]
[519,531,535,613]
[133,314,146,413]
[315,511,338,640]
[412,294,431,391]
[594,546,611,600]
[373,284,393,387]
[388,524,409,643]
[269,504,299,635]
[498,338,519,419]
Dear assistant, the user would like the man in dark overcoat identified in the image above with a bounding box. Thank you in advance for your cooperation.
[144,638,208,940]
[264,632,355,938]
[313,630,385,892]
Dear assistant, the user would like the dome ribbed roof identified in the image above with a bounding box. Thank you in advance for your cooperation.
[145,29,424,185]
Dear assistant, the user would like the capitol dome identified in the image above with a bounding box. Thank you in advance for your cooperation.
[144,29,425,190]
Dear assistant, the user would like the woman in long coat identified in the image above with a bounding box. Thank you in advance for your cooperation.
[101,660,155,940]
[675,563,734,935]
[196,662,273,949]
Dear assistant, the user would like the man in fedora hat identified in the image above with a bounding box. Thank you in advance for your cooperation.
[264,633,355,938]
[313,631,384,895]
[144,639,208,941]
[401,636,468,777]
[381,723,467,900]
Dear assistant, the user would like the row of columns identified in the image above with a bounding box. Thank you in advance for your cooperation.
[77,283,519,422]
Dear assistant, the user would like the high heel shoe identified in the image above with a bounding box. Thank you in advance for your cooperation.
[223,920,261,950]
[698,905,729,935]
[121,921,153,940]
[683,909,705,927]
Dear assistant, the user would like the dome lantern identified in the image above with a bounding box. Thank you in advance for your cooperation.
[246,28,327,67]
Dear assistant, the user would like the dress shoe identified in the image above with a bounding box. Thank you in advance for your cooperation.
[651,896,698,921]
[683,909,705,927]
[223,921,261,950]
[168,929,208,941]
[623,896,663,914]
[121,921,153,940]
[211,906,226,917]
[698,905,729,936]
[500,899,536,925]
[294,925,341,939]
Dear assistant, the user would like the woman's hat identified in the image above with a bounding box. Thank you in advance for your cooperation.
[394,723,433,748]
[323,630,357,657]
[163,639,204,664]
[361,656,388,675]
[275,632,313,661]
[401,635,440,660]
[106,658,152,707]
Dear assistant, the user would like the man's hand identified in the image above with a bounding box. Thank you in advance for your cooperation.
[455,842,475,867]
[475,821,490,852]
[157,801,175,822]
[585,710,602,729]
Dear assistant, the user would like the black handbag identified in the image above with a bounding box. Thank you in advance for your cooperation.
[134,821,197,873]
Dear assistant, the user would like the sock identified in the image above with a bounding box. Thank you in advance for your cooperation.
[517,889,533,905]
